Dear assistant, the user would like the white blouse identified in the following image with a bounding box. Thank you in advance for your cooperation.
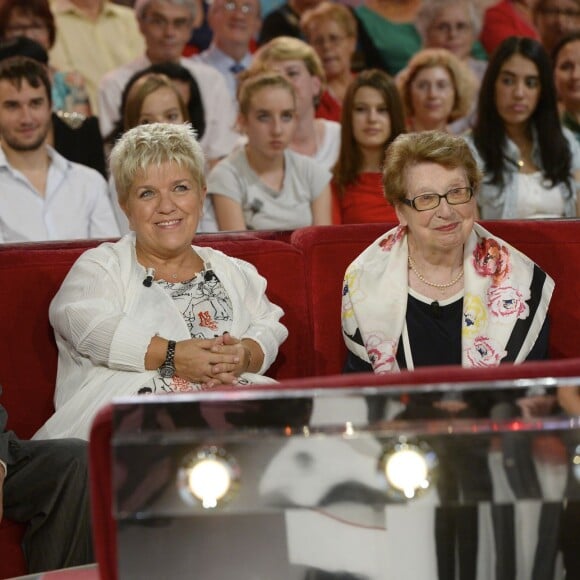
[514,172,566,219]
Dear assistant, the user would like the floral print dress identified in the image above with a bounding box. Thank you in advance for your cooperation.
[137,269,239,395]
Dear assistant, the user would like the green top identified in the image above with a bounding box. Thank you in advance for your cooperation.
[355,6,487,75]
[471,40,487,61]
[355,6,421,76]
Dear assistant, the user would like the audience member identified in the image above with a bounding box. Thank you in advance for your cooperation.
[480,0,540,56]
[258,0,321,46]
[340,131,554,579]
[208,71,331,230]
[415,0,485,133]
[0,36,107,177]
[354,0,422,76]
[0,57,118,242]
[106,72,186,232]
[301,1,357,122]
[332,69,405,224]
[0,0,91,115]
[467,36,580,218]
[34,122,288,440]
[106,70,216,233]
[144,60,206,139]
[49,0,145,113]
[415,0,488,83]
[1,393,93,573]
[195,0,261,103]
[252,36,340,170]
[98,0,237,167]
[553,31,580,143]
[534,0,580,54]
[396,48,476,133]
[342,129,552,374]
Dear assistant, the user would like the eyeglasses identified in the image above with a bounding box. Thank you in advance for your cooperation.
[143,15,192,30]
[311,33,348,49]
[431,21,472,35]
[223,1,256,15]
[538,7,580,19]
[411,78,453,93]
[402,186,473,211]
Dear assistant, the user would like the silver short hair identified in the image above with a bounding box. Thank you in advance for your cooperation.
[109,123,206,205]
[415,0,483,42]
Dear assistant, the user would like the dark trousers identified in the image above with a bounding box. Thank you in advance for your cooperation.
[3,438,93,573]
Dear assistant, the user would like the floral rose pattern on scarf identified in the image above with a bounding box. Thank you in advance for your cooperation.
[341,224,553,373]
[487,285,530,320]
[473,238,511,284]
[465,336,507,367]
[379,225,406,252]
[365,334,397,373]
[466,237,531,366]
[463,294,487,339]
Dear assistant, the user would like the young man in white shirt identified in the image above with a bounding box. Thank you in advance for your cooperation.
[0,56,119,243]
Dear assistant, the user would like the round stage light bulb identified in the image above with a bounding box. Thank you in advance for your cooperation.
[384,446,429,499]
[188,457,232,509]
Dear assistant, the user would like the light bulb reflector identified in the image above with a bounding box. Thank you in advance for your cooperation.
[384,448,428,498]
[188,458,231,508]
[178,447,239,509]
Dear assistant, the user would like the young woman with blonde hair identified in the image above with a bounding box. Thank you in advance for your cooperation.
[252,36,341,170]
[208,70,332,230]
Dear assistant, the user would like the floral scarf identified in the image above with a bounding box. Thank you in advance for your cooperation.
[341,223,554,372]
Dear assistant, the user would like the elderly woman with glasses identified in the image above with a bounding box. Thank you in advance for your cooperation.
[342,130,552,383]
[415,0,487,83]
[396,48,476,134]
[300,1,357,122]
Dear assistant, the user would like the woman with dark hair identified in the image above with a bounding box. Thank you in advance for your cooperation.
[552,31,580,143]
[0,0,90,116]
[467,36,580,219]
[332,69,405,224]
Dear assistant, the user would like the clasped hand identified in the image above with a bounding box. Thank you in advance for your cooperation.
[175,333,249,388]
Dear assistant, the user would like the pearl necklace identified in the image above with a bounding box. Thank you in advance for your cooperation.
[408,255,464,292]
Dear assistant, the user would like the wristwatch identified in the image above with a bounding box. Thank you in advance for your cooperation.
[159,340,176,379]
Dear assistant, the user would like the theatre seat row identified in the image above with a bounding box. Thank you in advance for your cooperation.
[1,220,579,578]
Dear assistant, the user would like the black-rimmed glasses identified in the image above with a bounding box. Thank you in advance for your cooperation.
[402,186,474,211]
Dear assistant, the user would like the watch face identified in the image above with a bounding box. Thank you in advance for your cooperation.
[159,364,175,379]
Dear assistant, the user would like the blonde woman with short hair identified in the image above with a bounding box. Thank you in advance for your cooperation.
[252,36,341,170]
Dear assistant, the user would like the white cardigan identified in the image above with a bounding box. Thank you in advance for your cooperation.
[33,234,288,440]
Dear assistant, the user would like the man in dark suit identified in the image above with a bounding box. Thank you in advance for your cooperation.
[0,390,93,573]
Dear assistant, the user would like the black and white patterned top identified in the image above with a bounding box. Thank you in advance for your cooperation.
[137,268,234,395]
